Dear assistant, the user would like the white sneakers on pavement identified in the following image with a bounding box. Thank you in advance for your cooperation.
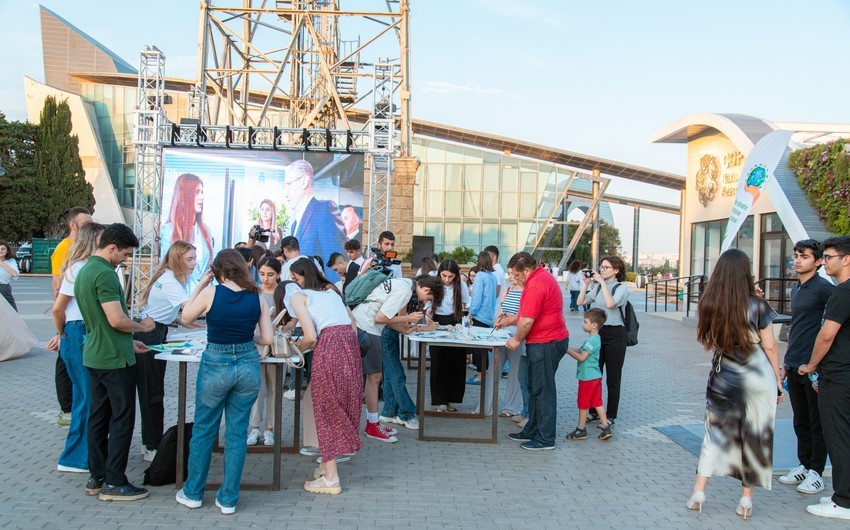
[778,464,808,485]
[247,428,261,446]
[797,470,825,494]
[379,415,419,430]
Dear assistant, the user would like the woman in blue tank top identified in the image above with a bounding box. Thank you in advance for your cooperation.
[175,249,273,515]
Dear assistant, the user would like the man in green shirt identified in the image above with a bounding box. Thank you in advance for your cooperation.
[75,223,154,501]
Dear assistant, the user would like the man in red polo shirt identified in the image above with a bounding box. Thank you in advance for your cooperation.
[503,252,569,450]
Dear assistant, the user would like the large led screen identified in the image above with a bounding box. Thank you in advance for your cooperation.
[160,148,364,289]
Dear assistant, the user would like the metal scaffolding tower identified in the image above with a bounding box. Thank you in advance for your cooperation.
[367,62,396,250]
[130,46,168,316]
[195,0,411,142]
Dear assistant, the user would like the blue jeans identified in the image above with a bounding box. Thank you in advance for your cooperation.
[518,339,567,446]
[58,321,89,470]
[380,327,416,421]
[569,290,579,311]
[518,353,531,419]
[183,342,260,508]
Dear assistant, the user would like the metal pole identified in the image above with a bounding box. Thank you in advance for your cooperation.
[399,0,412,156]
[632,207,640,272]
[591,173,600,268]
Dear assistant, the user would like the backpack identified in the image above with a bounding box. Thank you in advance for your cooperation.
[611,283,639,346]
[143,423,194,486]
[345,266,394,309]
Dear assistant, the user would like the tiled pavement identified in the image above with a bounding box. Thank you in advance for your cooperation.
[0,276,843,528]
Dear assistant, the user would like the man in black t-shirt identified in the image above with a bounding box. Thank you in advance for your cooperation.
[778,240,833,494]
[800,235,850,521]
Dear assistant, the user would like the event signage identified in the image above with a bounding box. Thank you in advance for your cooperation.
[720,131,793,252]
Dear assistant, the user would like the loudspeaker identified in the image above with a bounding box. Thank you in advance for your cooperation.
[411,235,435,268]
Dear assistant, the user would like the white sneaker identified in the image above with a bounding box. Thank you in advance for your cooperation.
[57,464,89,473]
[246,428,261,446]
[399,417,419,430]
[142,448,157,462]
[262,430,274,446]
[807,501,850,520]
[797,470,825,494]
[379,415,401,425]
[283,389,296,401]
[299,446,320,457]
[215,498,236,515]
[778,464,808,485]
[821,495,834,504]
[176,488,202,509]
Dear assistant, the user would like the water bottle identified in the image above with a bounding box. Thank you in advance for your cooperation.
[808,371,819,390]
[782,378,789,393]
[464,315,471,336]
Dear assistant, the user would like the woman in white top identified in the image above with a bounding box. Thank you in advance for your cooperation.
[46,223,105,472]
[247,258,281,447]
[0,241,19,311]
[287,258,362,495]
[135,241,209,460]
[428,260,470,412]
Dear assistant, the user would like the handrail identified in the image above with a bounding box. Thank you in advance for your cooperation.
[754,277,797,316]
[644,274,706,317]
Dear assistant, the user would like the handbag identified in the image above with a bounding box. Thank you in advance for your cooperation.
[269,310,304,368]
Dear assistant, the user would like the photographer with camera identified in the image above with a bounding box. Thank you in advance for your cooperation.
[247,199,283,251]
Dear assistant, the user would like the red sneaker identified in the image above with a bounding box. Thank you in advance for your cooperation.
[365,421,398,443]
[381,424,398,436]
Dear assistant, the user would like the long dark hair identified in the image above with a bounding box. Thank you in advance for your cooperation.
[273,280,300,325]
[212,249,258,293]
[289,257,343,299]
[568,260,581,274]
[438,259,464,320]
[696,249,758,354]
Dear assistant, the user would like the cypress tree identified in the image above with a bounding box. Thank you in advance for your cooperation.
[0,112,39,241]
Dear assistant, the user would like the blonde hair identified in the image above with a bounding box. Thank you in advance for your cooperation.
[140,241,196,306]
[61,223,105,281]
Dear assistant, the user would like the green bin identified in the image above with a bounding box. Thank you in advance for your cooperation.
[32,238,63,274]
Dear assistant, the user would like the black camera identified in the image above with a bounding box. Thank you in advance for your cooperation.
[249,224,273,243]
[581,269,594,278]
[370,247,401,269]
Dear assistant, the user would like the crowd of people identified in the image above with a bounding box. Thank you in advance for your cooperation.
[2,201,847,522]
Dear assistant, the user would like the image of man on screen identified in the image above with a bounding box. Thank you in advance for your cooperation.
[159,173,214,293]
[342,205,362,242]
[282,159,347,281]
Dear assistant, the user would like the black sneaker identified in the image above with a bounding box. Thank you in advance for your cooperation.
[98,483,150,502]
[508,432,532,442]
[565,427,588,440]
[85,477,104,496]
[599,424,613,440]
[597,418,615,428]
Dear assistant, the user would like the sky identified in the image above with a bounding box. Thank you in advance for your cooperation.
[2,0,849,259]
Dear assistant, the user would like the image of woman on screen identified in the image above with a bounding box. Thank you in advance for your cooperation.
[248,199,283,251]
[160,173,214,292]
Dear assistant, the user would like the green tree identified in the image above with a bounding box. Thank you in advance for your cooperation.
[0,112,39,242]
[32,96,94,238]
[538,221,623,265]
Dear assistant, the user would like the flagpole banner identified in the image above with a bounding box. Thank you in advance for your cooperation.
[720,131,794,252]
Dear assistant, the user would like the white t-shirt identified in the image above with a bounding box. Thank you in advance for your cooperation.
[352,278,413,336]
[435,282,471,316]
[58,261,86,322]
[567,271,583,291]
[141,269,190,324]
[493,263,505,288]
[302,290,351,333]
[281,254,321,282]
[551,265,560,278]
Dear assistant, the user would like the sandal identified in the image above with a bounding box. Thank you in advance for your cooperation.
[511,415,525,423]
[313,466,324,480]
[304,475,341,495]
[499,411,515,418]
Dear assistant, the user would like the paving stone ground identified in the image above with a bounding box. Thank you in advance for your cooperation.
[0,276,842,528]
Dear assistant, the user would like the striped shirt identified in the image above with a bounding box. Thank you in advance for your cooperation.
[500,287,522,315]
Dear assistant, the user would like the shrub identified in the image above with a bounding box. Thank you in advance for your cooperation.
[788,139,850,235]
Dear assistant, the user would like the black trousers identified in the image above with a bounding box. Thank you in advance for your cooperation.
[786,365,826,474]
[470,318,491,372]
[87,365,136,487]
[134,324,169,450]
[56,354,73,414]
[430,314,467,405]
[598,325,628,419]
[819,374,850,508]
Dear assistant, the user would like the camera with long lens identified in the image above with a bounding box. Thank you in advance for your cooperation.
[249,224,273,243]
[370,247,401,270]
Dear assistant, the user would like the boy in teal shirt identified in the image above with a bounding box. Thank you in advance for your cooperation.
[565,308,612,440]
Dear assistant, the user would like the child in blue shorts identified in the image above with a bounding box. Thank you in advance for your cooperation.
[565,308,612,441]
